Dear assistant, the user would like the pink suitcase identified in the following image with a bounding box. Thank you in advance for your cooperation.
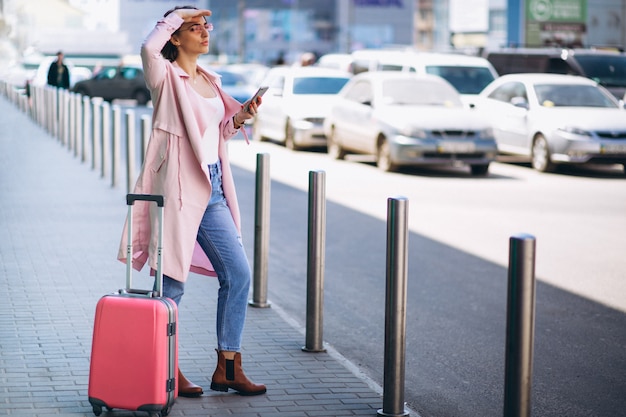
[88,194,178,417]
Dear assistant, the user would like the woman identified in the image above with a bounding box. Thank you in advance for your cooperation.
[117,6,266,397]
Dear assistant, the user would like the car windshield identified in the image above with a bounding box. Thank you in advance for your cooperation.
[534,84,618,108]
[218,71,248,87]
[574,54,626,88]
[292,77,350,94]
[425,65,495,94]
[381,79,463,107]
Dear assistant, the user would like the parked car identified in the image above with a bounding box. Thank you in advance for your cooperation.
[252,66,351,149]
[323,72,497,175]
[473,73,626,173]
[212,67,257,105]
[219,63,270,87]
[72,65,150,105]
[317,53,355,73]
[347,49,499,107]
[485,48,626,99]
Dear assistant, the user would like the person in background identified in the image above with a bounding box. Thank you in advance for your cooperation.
[47,51,70,89]
[118,5,266,398]
[299,52,316,67]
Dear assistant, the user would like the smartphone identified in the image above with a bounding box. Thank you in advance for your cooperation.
[244,86,268,112]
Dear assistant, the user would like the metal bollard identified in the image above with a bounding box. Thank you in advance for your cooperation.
[111,105,122,188]
[249,153,271,308]
[82,96,91,163]
[125,110,136,194]
[74,93,82,158]
[503,234,536,417]
[101,101,111,180]
[91,98,103,171]
[378,197,410,417]
[303,170,327,352]
[68,92,76,152]
[61,90,69,145]
[46,87,53,135]
[50,88,59,138]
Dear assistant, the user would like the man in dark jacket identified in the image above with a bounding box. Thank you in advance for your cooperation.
[47,51,70,89]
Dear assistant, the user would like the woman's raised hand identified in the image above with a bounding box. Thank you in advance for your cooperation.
[175,8,212,21]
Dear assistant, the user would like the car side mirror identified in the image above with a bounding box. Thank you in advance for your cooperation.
[510,96,529,109]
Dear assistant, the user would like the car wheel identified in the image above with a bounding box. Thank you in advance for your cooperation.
[470,164,490,176]
[531,134,555,172]
[327,127,346,160]
[133,89,149,106]
[285,120,299,150]
[377,138,397,172]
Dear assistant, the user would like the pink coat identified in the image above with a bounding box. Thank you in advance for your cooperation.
[117,13,248,282]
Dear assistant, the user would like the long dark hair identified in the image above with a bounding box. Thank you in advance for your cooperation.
[161,5,198,62]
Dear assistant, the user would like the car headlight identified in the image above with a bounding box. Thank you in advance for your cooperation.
[401,126,427,139]
[558,126,592,137]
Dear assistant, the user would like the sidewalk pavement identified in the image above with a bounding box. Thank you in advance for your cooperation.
[0,95,411,417]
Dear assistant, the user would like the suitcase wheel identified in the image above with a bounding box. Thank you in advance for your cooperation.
[91,404,102,416]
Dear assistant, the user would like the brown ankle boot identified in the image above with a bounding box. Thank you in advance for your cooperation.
[210,350,266,396]
[178,369,203,398]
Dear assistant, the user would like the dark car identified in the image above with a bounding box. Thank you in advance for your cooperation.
[72,66,150,105]
[485,48,626,99]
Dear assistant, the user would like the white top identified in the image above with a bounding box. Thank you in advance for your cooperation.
[201,95,225,165]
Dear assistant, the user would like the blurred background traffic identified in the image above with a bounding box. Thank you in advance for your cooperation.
[1,0,626,175]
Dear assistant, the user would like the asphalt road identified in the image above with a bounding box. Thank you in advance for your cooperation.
[227,139,626,417]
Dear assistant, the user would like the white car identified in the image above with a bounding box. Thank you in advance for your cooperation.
[474,73,626,173]
[348,49,499,107]
[323,71,498,175]
[252,66,351,150]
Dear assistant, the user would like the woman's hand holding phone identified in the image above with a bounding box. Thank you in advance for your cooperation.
[234,86,268,128]
[244,86,268,113]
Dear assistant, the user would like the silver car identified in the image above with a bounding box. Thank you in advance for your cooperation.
[252,66,351,150]
[323,71,497,175]
[474,73,626,173]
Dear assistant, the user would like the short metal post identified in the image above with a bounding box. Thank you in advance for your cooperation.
[54,88,61,141]
[91,97,102,171]
[101,101,111,179]
[46,87,53,135]
[249,153,271,308]
[125,109,136,193]
[503,234,536,417]
[82,95,91,163]
[378,197,410,417]
[74,93,82,158]
[303,170,327,353]
[68,92,75,152]
[111,105,122,188]
[61,90,69,145]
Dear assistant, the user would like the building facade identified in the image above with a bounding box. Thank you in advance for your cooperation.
[1,0,624,68]
[205,0,415,65]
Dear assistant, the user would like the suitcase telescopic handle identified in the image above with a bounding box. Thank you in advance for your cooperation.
[127,194,164,207]
[126,194,165,297]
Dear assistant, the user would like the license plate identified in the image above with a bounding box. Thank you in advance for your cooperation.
[437,141,476,153]
[601,144,626,154]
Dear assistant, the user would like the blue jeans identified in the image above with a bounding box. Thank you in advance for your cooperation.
[161,160,251,351]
